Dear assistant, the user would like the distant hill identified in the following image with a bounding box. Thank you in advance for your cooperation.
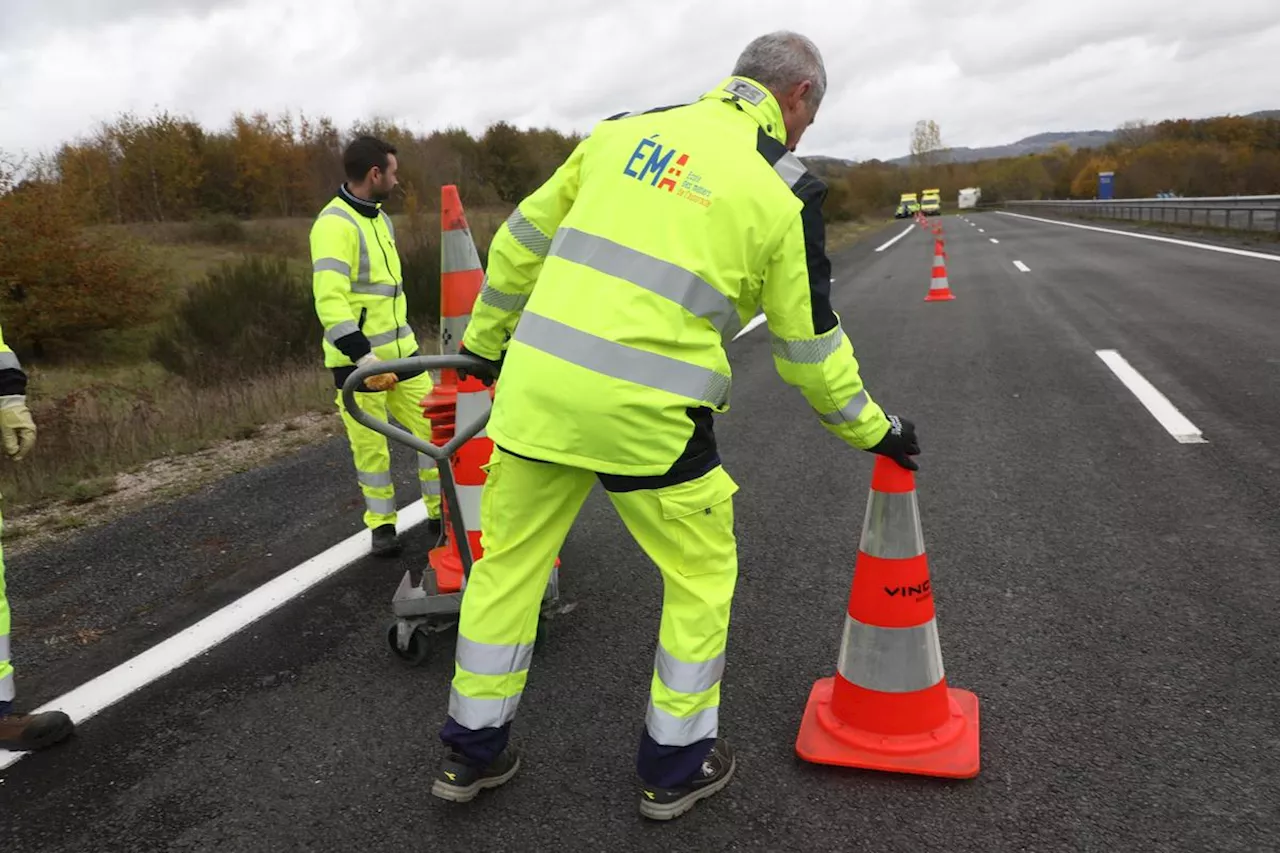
[882,130,1117,166]
[816,109,1280,169]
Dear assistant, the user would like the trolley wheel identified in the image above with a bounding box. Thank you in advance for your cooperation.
[387,622,432,666]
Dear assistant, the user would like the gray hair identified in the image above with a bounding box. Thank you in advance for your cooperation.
[731,31,827,108]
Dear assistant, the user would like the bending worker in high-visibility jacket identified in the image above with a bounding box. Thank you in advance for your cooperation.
[0,324,75,751]
[310,135,441,557]
[430,31,921,819]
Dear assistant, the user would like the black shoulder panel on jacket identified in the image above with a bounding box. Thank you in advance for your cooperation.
[0,367,27,397]
[756,128,837,335]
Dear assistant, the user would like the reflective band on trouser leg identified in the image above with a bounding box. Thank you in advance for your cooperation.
[441,450,597,765]
[606,466,739,788]
[831,480,951,736]
[336,389,397,530]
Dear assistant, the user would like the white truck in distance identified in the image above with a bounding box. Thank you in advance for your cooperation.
[958,187,981,209]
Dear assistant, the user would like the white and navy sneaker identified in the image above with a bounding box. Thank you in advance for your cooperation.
[430,747,521,803]
[638,738,736,821]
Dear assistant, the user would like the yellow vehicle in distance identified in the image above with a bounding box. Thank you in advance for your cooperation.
[895,192,921,218]
[920,188,942,216]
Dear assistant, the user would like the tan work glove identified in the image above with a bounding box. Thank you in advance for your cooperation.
[357,353,398,392]
[0,395,37,461]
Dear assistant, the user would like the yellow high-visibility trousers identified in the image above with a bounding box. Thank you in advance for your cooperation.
[438,446,739,787]
[1,510,14,709]
[335,370,441,529]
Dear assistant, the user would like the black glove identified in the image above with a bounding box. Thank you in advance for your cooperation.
[867,414,920,471]
[457,345,502,387]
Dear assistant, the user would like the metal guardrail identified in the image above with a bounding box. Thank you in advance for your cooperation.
[1002,195,1280,233]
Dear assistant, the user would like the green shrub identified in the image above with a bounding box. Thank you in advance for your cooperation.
[152,255,320,385]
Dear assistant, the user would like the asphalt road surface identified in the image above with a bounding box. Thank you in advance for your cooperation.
[2,212,1278,852]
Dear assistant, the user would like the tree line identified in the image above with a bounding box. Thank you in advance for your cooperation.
[4,111,581,224]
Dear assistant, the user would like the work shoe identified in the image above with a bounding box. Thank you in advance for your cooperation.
[371,523,402,557]
[430,747,521,803]
[639,738,736,821]
[0,709,75,751]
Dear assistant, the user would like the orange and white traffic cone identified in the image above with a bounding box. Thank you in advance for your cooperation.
[795,456,980,778]
[925,240,955,302]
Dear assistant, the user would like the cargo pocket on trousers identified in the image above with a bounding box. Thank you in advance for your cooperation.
[656,466,739,578]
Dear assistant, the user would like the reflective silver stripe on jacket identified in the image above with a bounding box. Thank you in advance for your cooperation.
[479,278,529,313]
[505,208,552,257]
[837,616,944,693]
[0,634,9,663]
[0,352,19,371]
[771,326,845,364]
[321,206,402,297]
[442,229,481,274]
[0,671,13,702]
[774,151,807,188]
[320,207,370,284]
[859,490,925,560]
[513,312,731,407]
[313,258,351,276]
[324,319,360,344]
[818,390,869,425]
[548,228,742,338]
[654,644,724,695]
[366,324,412,348]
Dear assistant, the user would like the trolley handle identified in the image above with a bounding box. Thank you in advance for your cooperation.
[340,355,495,459]
[341,354,497,576]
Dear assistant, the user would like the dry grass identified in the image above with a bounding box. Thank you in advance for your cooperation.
[0,362,336,512]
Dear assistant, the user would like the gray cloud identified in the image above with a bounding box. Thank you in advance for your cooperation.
[1,0,1278,165]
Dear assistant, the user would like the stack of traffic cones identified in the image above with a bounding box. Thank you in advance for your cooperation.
[795,455,980,778]
[419,186,495,593]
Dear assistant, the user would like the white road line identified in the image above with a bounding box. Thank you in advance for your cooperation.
[733,313,767,340]
[989,238,1000,244]
[1013,260,1031,272]
[0,501,430,771]
[875,224,915,252]
[1095,350,1207,444]
[978,228,985,233]
[998,211,1280,263]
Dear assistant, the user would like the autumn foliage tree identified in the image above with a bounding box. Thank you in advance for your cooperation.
[0,187,166,357]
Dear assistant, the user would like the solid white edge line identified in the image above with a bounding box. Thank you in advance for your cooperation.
[0,501,429,771]
[989,238,1000,244]
[875,224,916,252]
[733,313,767,340]
[1095,350,1207,444]
[998,211,1280,262]
[1013,260,1031,272]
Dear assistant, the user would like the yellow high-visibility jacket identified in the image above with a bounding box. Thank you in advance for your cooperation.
[310,186,419,387]
[464,75,891,479]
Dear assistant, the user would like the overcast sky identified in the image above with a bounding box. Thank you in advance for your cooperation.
[2,0,1278,164]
